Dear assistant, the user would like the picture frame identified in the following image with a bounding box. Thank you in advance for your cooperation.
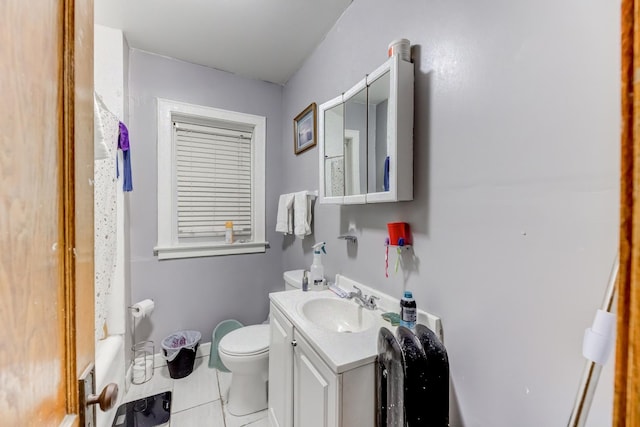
[293,102,317,155]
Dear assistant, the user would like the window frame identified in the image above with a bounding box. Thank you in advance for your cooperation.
[155,98,267,259]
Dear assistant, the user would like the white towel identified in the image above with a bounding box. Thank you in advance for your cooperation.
[276,193,294,234]
[294,191,312,239]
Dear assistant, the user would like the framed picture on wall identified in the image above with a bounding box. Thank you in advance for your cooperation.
[293,102,317,155]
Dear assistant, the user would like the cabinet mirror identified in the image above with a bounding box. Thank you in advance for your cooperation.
[323,102,344,197]
[343,83,368,198]
[367,71,390,194]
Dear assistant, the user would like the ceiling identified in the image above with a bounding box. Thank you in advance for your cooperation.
[95,0,352,85]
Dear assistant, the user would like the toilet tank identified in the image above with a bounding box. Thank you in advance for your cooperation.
[283,270,304,291]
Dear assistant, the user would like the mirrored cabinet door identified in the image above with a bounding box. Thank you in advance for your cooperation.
[323,102,345,198]
[365,55,414,203]
[367,70,390,194]
[319,95,345,204]
[342,80,367,203]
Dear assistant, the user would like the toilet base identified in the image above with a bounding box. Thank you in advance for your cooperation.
[227,373,268,416]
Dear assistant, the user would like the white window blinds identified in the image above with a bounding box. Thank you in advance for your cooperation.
[174,121,253,240]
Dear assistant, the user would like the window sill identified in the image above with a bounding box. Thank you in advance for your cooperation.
[154,241,269,260]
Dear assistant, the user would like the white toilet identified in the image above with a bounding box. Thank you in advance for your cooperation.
[218,270,303,416]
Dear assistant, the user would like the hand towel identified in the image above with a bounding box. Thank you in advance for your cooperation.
[276,193,294,234]
[294,191,312,239]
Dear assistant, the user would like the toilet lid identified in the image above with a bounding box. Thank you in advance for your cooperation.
[219,324,270,356]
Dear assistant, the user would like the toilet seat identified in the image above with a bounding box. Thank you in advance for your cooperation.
[219,324,270,357]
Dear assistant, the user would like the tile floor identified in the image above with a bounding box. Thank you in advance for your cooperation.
[123,352,269,427]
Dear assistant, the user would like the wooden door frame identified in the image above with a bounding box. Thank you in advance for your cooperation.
[614,0,640,425]
[62,0,79,414]
[62,0,95,423]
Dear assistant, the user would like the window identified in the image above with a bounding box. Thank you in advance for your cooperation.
[155,99,266,259]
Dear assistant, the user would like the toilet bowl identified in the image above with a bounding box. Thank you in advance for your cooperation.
[219,324,270,416]
[216,270,304,416]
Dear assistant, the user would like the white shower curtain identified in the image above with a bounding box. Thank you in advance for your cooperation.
[94,93,119,341]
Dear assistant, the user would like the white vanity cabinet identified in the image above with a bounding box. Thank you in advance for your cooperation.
[292,329,340,427]
[318,54,414,204]
[268,304,294,427]
[268,303,376,427]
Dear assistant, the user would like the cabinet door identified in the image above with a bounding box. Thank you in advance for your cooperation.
[293,331,340,427]
[365,55,414,203]
[269,305,294,427]
[342,78,368,204]
[319,95,346,204]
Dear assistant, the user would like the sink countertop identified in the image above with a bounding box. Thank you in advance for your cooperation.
[269,274,443,375]
[269,289,385,374]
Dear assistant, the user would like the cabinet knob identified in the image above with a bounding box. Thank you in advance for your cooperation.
[291,340,297,347]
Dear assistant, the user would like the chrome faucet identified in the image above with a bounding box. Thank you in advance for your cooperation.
[347,285,379,310]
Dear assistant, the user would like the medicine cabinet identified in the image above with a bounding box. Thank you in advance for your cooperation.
[318,55,414,204]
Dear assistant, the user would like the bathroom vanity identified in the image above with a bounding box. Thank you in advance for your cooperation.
[267,276,441,427]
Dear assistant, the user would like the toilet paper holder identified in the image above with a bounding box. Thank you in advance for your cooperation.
[129,301,155,385]
[131,340,154,385]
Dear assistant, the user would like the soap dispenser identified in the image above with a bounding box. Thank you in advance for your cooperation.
[310,242,327,290]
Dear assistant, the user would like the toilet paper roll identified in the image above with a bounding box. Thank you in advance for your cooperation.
[131,299,154,319]
[132,357,154,383]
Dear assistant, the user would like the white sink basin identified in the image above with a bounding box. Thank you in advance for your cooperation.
[300,298,377,333]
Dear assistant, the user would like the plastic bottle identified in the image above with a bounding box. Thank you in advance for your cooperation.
[400,291,417,330]
[225,221,233,244]
[310,242,327,287]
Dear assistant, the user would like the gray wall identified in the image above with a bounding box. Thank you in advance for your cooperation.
[280,1,619,426]
[127,49,284,348]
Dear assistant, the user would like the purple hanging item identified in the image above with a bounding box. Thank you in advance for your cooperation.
[118,121,133,192]
[118,122,130,150]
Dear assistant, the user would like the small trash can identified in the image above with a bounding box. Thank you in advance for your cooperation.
[161,330,201,379]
